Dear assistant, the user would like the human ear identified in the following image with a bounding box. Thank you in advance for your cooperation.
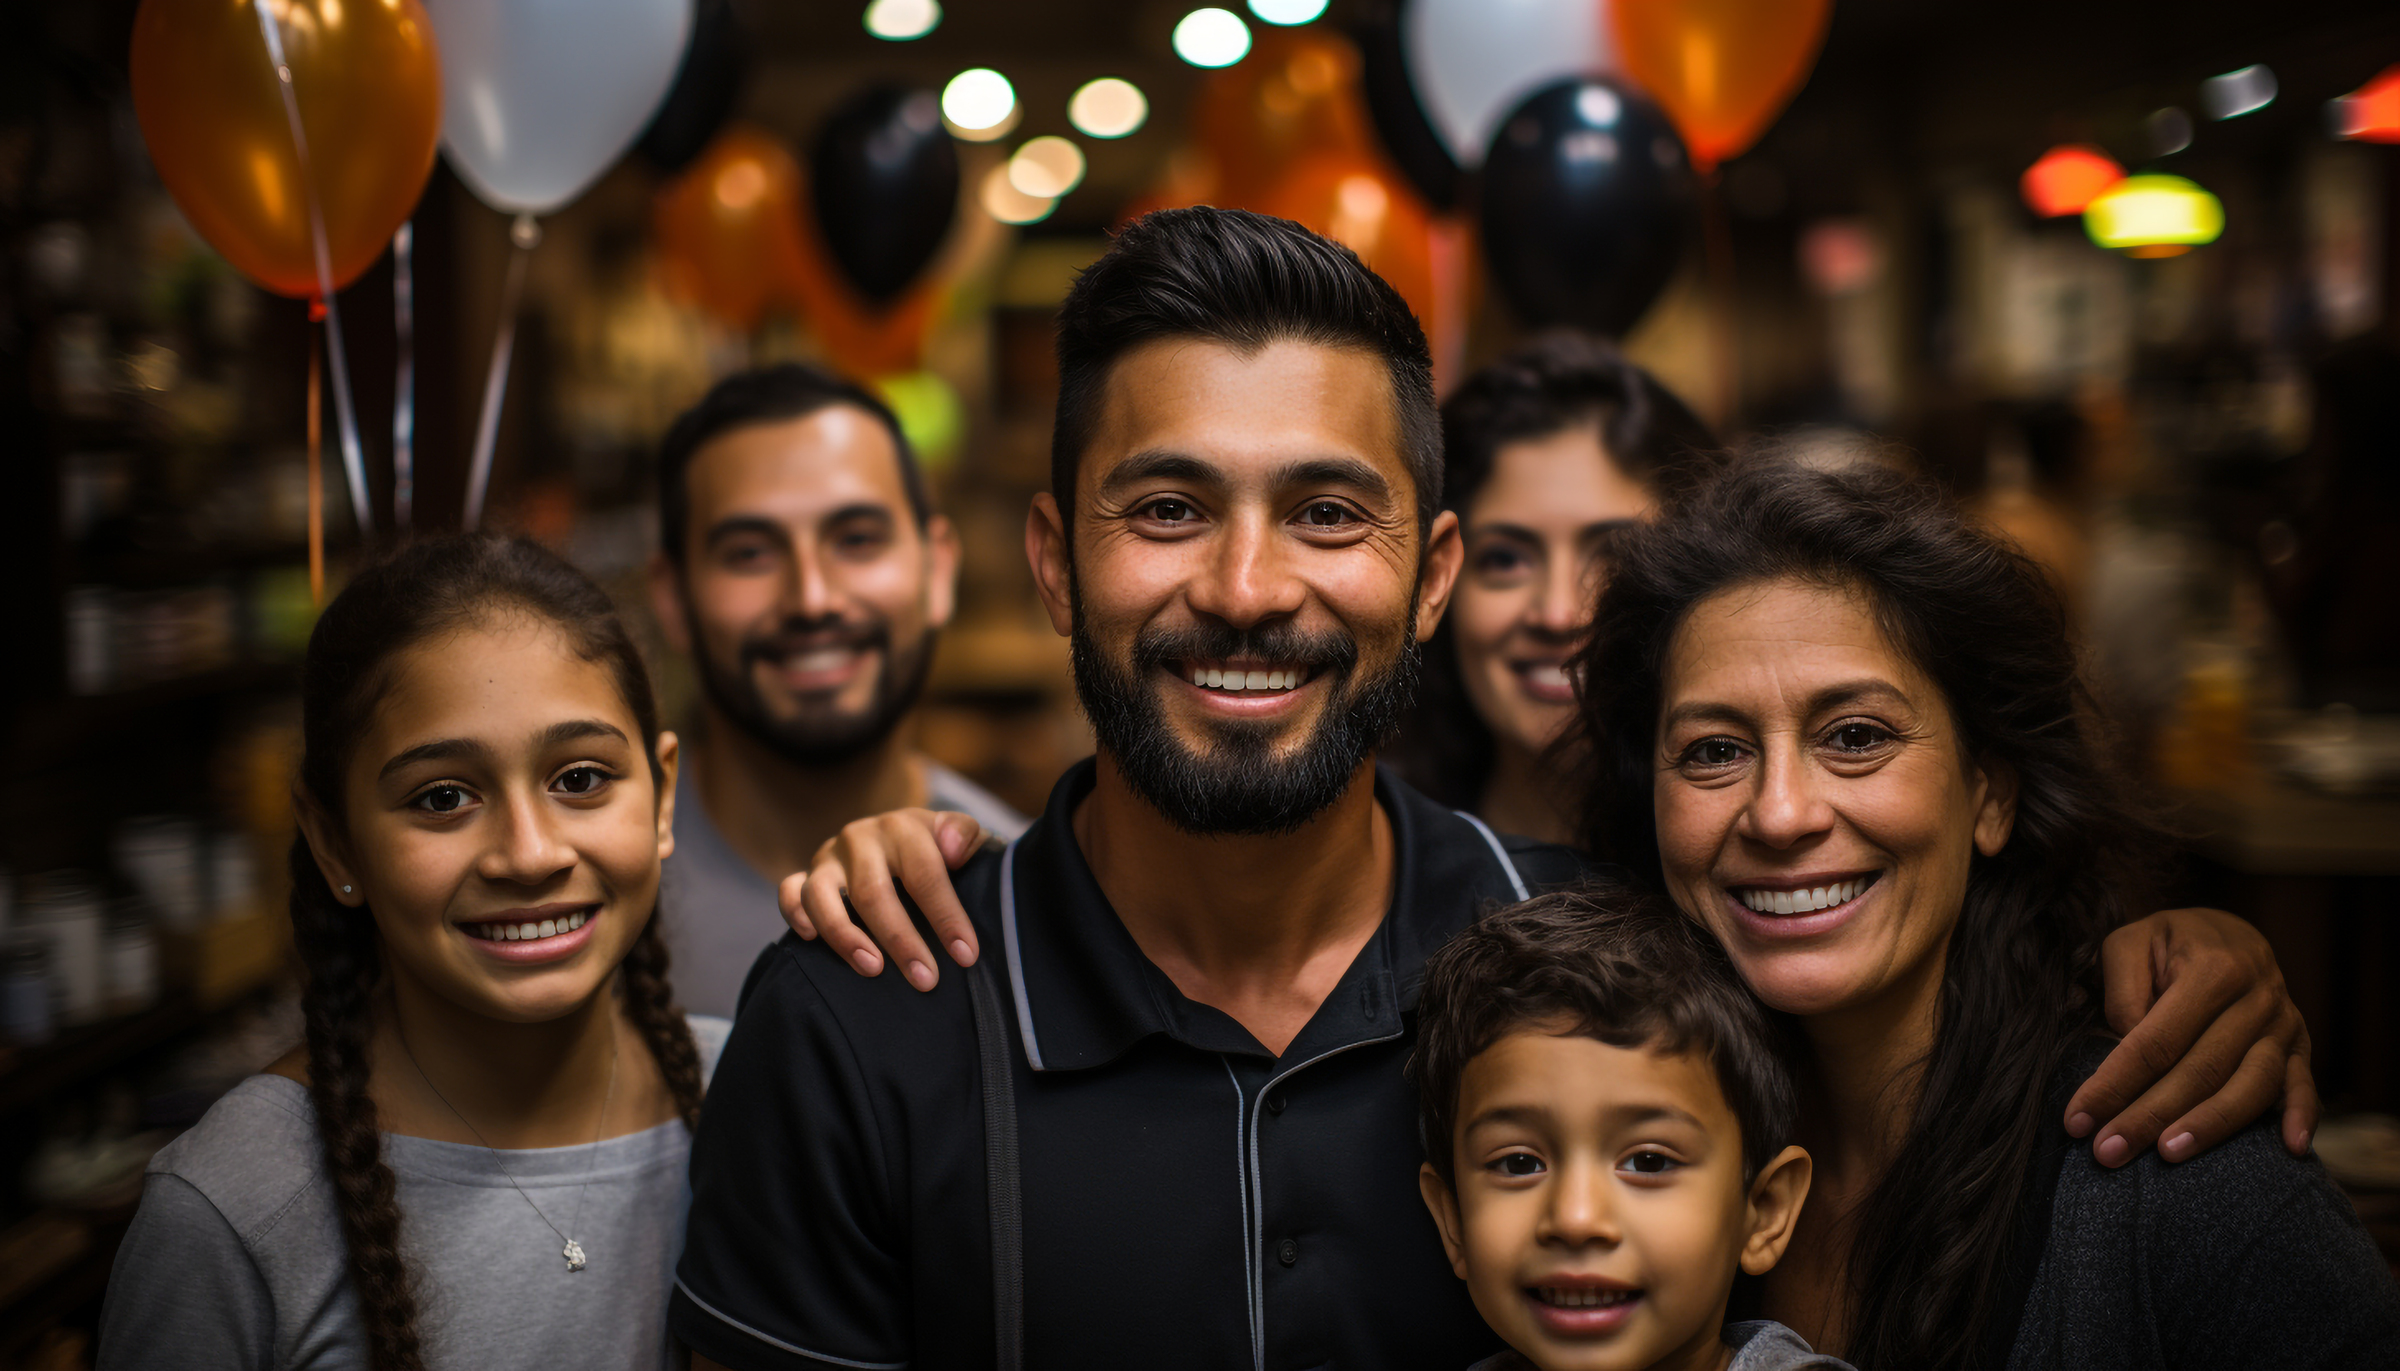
[1026,493,1075,638]
[1738,1145,1813,1276]
[923,514,962,632]
[1970,757,2019,858]
[653,730,681,862]
[1417,1163,1470,1281]
[293,790,364,908]
[647,552,694,656]
[1415,508,1464,643]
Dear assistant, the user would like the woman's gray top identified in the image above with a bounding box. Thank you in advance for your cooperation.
[98,1016,728,1371]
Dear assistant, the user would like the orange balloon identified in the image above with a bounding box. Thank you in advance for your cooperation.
[654,126,806,333]
[1259,153,1436,325]
[1193,28,1376,206]
[1611,0,1831,173]
[131,0,441,298]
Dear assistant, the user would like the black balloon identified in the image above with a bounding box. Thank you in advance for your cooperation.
[809,85,959,306]
[1478,77,1695,337]
[1354,0,1460,212]
[636,0,745,174]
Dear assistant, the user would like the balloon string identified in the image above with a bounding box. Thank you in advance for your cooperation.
[251,0,373,541]
[1700,176,1740,423]
[393,221,416,532]
[308,306,326,606]
[464,214,540,530]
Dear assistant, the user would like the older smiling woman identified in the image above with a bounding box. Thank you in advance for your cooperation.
[1574,458,2400,1369]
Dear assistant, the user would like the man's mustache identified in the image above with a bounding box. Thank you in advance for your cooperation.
[1129,621,1359,677]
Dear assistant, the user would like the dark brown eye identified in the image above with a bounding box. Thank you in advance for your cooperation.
[1301,501,1354,527]
[557,767,607,795]
[414,785,468,814]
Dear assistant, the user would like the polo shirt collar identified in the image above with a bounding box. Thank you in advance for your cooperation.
[997,757,1490,1073]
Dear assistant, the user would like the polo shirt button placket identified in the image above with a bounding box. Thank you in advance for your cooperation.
[1277,1237,1299,1267]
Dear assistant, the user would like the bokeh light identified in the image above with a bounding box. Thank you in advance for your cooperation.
[863,0,941,41]
[1008,136,1087,199]
[942,68,1019,141]
[981,163,1056,225]
[2332,64,2400,143]
[1069,78,1149,139]
[2084,173,2223,257]
[2020,144,2123,218]
[1248,0,1329,24]
[1173,8,1252,68]
[2201,65,2276,120]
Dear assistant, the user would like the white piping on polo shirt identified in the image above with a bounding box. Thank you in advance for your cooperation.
[675,1277,909,1370]
[994,815,1529,1369]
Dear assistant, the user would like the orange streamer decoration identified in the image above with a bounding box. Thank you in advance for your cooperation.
[130,0,442,298]
[1611,0,1831,174]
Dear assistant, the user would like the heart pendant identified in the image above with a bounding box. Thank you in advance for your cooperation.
[563,1239,587,1272]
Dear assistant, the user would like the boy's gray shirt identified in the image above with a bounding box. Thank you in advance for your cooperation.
[1466,1319,1853,1371]
[97,1016,729,1371]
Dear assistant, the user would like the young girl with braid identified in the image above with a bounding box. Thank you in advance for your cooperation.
[100,536,726,1371]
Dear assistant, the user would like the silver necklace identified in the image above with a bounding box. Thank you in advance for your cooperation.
[396,1021,618,1272]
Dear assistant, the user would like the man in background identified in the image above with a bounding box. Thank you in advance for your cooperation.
[648,364,1026,1018]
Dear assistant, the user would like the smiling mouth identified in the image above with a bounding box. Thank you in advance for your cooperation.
[1180,661,1315,695]
[460,909,592,942]
[1734,874,1879,915]
[1530,1285,1640,1309]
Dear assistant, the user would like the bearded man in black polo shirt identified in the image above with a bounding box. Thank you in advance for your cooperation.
[673,208,2314,1371]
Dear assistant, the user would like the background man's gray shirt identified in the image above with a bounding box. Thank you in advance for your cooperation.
[658,758,1028,1018]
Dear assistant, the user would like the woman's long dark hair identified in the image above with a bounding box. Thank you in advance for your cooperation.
[1573,458,2166,1369]
[1387,331,1716,808]
[292,536,705,1371]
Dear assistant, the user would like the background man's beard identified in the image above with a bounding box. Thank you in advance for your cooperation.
[691,607,935,767]
[1071,603,1421,837]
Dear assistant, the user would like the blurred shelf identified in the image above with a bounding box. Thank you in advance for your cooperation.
[10,661,299,760]
[2176,774,2400,877]
[0,994,206,1118]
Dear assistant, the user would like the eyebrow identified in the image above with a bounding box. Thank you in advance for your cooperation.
[1100,449,1396,506]
[1463,1100,1710,1133]
[701,514,788,551]
[377,719,631,781]
[1661,677,1913,733]
[1468,517,1641,545]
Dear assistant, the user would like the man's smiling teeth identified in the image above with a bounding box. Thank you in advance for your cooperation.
[463,910,588,942]
[1531,1287,1637,1308]
[1738,878,1871,915]
[782,647,856,672]
[1188,666,1313,693]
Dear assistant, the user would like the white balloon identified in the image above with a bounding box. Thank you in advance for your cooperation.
[428,0,695,215]
[1403,0,1616,169]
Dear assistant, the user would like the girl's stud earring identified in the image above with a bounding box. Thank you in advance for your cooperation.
[342,885,354,895]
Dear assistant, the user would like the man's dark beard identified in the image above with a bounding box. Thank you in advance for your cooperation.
[688,599,935,767]
[1071,597,1420,837]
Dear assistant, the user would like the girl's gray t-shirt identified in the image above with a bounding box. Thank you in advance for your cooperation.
[98,1016,729,1371]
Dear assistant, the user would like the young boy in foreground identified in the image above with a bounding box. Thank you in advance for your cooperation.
[1413,886,1851,1371]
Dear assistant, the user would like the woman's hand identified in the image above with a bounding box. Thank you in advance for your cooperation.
[777,809,987,992]
[2067,907,2318,1167]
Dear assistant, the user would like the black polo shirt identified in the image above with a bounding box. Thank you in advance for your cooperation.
[671,759,1589,1371]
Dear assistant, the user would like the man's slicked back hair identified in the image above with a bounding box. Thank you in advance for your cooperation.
[1051,207,1442,533]
[656,362,931,564]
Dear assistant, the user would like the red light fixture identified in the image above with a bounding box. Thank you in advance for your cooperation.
[2021,144,2124,218]
[2334,64,2400,143]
